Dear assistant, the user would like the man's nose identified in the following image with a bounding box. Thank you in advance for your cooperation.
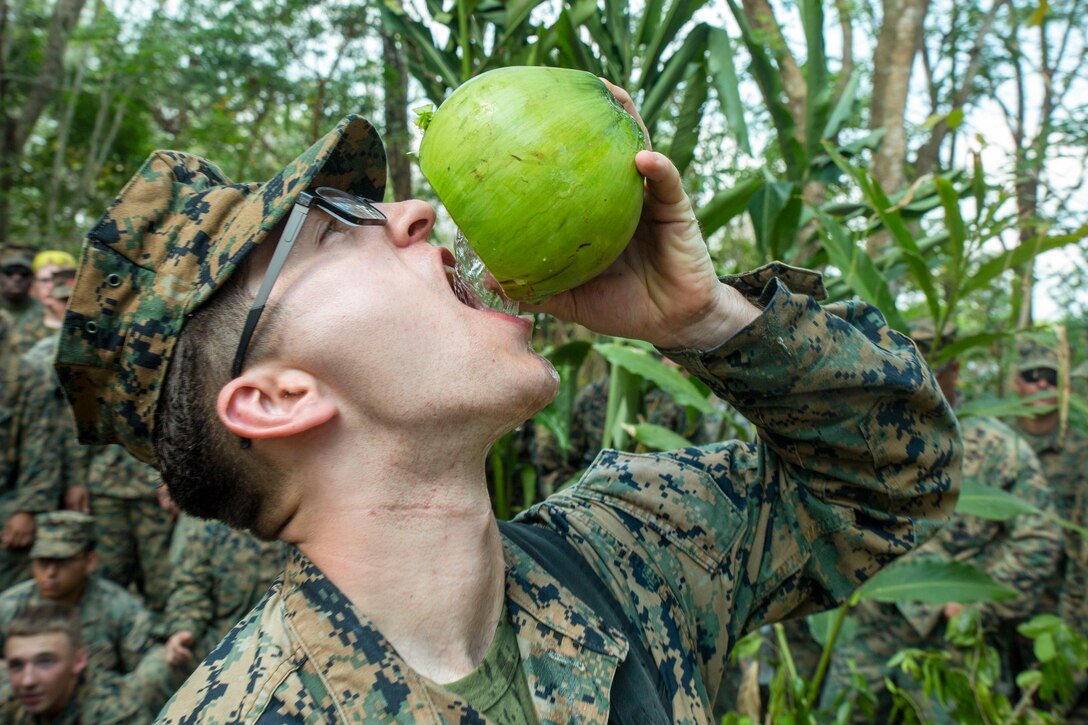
[377,200,436,247]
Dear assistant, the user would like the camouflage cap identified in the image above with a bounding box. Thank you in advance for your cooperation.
[30,511,95,559]
[54,115,387,465]
[1017,337,1058,372]
[1,249,33,270]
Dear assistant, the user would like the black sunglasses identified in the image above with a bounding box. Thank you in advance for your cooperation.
[1021,368,1058,386]
[232,187,386,448]
[2,266,31,278]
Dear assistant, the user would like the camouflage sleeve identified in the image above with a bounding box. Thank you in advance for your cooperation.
[976,422,1061,621]
[164,517,216,640]
[525,263,961,703]
[1060,552,1088,636]
[118,591,157,674]
[8,362,64,514]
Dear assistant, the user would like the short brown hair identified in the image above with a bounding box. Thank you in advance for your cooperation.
[7,602,82,651]
[154,263,284,535]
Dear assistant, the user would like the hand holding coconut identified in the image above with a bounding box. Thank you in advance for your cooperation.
[526,80,759,350]
[419,68,759,352]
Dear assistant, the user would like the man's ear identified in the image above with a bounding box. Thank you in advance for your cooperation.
[72,647,88,676]
[217,368,337,441]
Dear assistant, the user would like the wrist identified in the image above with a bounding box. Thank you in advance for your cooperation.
[657,285,761,352]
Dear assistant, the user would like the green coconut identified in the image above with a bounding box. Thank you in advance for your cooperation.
[417,66,646,302]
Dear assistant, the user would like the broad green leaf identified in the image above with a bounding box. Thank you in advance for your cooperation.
[624,422,694,452]
[814,208,908,332]
[935,177,965,283]
[695,175,763,237]
[724,0,799,173]
[634,0,667,49]
[955,481,1040,520]
[748,179,801,261]
[961,225,1088,297]
[954,390,1056,419]
[946,107,964,130]
[641,0,708,92]
[930,331,1009,365]
[664,60,709,174]
[380,5,461,96]
[602,362,640,451]
[807,607,857,648]
[858,560,1016,604]
[821,72,859,139]
[641,23,709,127]
[593,342,716,413]
[707,27,750,155]
[824,143,940,322]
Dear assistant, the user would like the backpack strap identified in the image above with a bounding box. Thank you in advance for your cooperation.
[498,520,673,725]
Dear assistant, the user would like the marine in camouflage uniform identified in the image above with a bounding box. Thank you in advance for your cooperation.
[52,113,961,723]
[823,327,1060,722]
[0,513,156,680]
[1,600,151,724]
[74,445,173,615]
[0,252,50,366]
[0,672,151,725]
[1012,339,1088,718]
[0,326,73,592]
[163,516,290,667]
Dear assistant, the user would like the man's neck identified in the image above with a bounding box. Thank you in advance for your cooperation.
[282,440,506,685]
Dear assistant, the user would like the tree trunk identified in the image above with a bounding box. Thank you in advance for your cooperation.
[867,0,930,256]
[0,0,88,243]
[739,0,807,135]
[382,29,411,202]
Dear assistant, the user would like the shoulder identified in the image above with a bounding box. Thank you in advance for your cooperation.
[156,583,304,723]
[0,581,36,611]
[87,577,151,619]
[78,675,150,724]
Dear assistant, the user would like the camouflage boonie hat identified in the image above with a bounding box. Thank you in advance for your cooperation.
[54,115,387,465]
[1017,337,1058,372]
[1,250,33,270]
[30,512,95,559]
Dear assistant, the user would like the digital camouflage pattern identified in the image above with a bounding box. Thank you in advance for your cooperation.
[0,671,153,724]
[0,576,155,678]
[29,511,93,559]
[1014,424,1088,623]
[83,444,173,613]
[1016,423,1088,719]
[823,416,1058,719]
[0,341,67,592]
[155,266,961,723]
[54,116,387,466]
[165,517,290,664]
[0,300,49,371]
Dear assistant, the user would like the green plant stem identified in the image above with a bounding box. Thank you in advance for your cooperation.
[773,623,799,683]
[457,0,471,81]
[805,604,849,707]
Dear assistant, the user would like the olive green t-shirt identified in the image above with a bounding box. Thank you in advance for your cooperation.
[437,603,538,724]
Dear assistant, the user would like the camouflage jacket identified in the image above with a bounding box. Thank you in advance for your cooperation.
[0,671,151,724]
[1015,424,1088,631]
[84,444,160,501]
[0,576,155,677]
[831,415,1059,679]
[0,336,76,518]
[165,518,290,662]
[0,301,49,370]
[155,266,961,724]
